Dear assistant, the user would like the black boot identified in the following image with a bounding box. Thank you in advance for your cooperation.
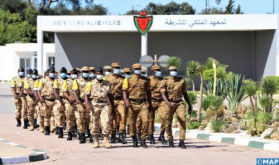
[58,127,63,138]
[27,120,30,127]
[127,125,130,135]
[149,134,155,144]
[178,140,186,148]
[89,135,93,143]
[132,137,138,147]
[137,133,141,142]
[56,126,60,135]
[78,132,81,141]
[110,133,116,143]
[169,141,175,147]
[72,125,77,137]
[118,133,127,144]
[34,119,39,128]
[67,132,72,140]
[158,131,167,144]
[79,133,86,144]
[86,128,91,139]
[116,126,120,136]
[16,119,21,127]
[140,139,147,148]
[44,126,50,135]
[99,129,103,140]
[23,119,28,129]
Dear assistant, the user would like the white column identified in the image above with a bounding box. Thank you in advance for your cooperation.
[37,16,43,75]
[141,33,148,56]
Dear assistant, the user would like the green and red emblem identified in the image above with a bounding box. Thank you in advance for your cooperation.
[134,11,153,35]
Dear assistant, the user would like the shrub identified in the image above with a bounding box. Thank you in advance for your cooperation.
[211,119,226,132]
[259,95,273,113]
[202,96,211,111]
[187,91,197,105]
[186,121,201,130]
[167,57,181,69]
[261,77,278,96]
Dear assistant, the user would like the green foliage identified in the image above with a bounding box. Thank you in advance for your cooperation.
[200,7,224,14]
[225,71,235,81]
[261,76,279,96]
[203,57,228,80]
[208,95,223,110]
[211,119,225,132]
[259,95,273,112]
[186,121,202,130]
[204,78,229,100]
[245,79,259,96]
[202,96,211,111]
[187,91,197,105]
[257,112,272,125]
[167,57,181,69]
[227,74,247,112]
[186,60,200,78]
[0,9,36,45]
[126,2,196,15]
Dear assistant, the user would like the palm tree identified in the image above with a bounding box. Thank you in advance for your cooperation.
[167,57,181,69]
[186,60,204,122]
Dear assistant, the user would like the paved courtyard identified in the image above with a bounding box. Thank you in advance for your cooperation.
[0,83,278,165]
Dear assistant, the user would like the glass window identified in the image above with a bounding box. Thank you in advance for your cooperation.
[48,57,55,67]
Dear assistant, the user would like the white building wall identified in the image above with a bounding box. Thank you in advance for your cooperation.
[0,43,55,81]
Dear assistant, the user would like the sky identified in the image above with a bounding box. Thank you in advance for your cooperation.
[91,0,279,15]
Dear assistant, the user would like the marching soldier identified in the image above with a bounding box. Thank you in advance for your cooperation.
[123,63,152,148]
[104,66,112,77]
[89,67,96,80]
[11,67,28,128]
[24,69,40,131]
[159,66,192,148]
[105,62,127,144]
[85,67,115,148]
[37,67,57,135]
[53,67,68,139]
[76,66,91,143]
[122,68,131,136]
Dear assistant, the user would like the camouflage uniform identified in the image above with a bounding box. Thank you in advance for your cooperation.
[86,79,111,136]
[76,76,90,134]
[159,77,187,141]
[11,76,27,120]
[53,78,67,128]
[105,73,126,134]
[38,77,57,128]
[24,77,40,130]
[122,73,150,140]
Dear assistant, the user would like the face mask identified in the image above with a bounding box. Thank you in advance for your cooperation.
[155,71,162,77]
[134,69,141,75]
[82,73,89,78]
[89,73,96,78]
[113,69,120,75]
[18,72,24,77]
[49,73,55,78]
[60,73,67,79]
[105,71,111,76]
[96,75,103,80]
[141,74,147,77]
[71,74,77,79]
[67,75,70,78]
[26,74,31,78]
[31,75,37,79]
[170,71,177,77]
[125,74,131,78]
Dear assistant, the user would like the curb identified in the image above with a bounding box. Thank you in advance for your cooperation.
[154,124,279,152]
[0,139,48,164]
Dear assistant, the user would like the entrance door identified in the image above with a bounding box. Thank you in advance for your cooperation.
[20,52,37,74]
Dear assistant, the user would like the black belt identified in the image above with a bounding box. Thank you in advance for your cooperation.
[43,97,55,102]
[114,96,122,100]
[152,98,161,102]
[169,99,183,103]
[79,98,84,102]
[130,98,146,104]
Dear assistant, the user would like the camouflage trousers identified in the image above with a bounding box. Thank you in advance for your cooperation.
[26,96,37,126]
[90,102,111,136]
[40,100,56,127]
[14,96,27,120]
[53,100,66,128]
[129,102,149,139]
[75,103,87,133]
[111,100,126,134]
[136,101,166,135]
[160,101,186,141]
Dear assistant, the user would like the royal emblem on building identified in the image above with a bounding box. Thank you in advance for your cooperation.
[134,11,153,35]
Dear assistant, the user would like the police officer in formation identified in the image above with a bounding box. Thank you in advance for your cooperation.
[11,62,192,149]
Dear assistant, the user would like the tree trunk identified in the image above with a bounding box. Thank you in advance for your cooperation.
[192,79,195,92]
[254,94,258,113]
[249,96,255,115]
[197,69,204,122]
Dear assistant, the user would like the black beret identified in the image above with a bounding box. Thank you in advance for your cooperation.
[49,67,55,73]
[32,69,38,75]
[26,69,32,74]
[18,67,24,72]
[96,67,103,73]
[71,68,78,74]
[60,67,67,73]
